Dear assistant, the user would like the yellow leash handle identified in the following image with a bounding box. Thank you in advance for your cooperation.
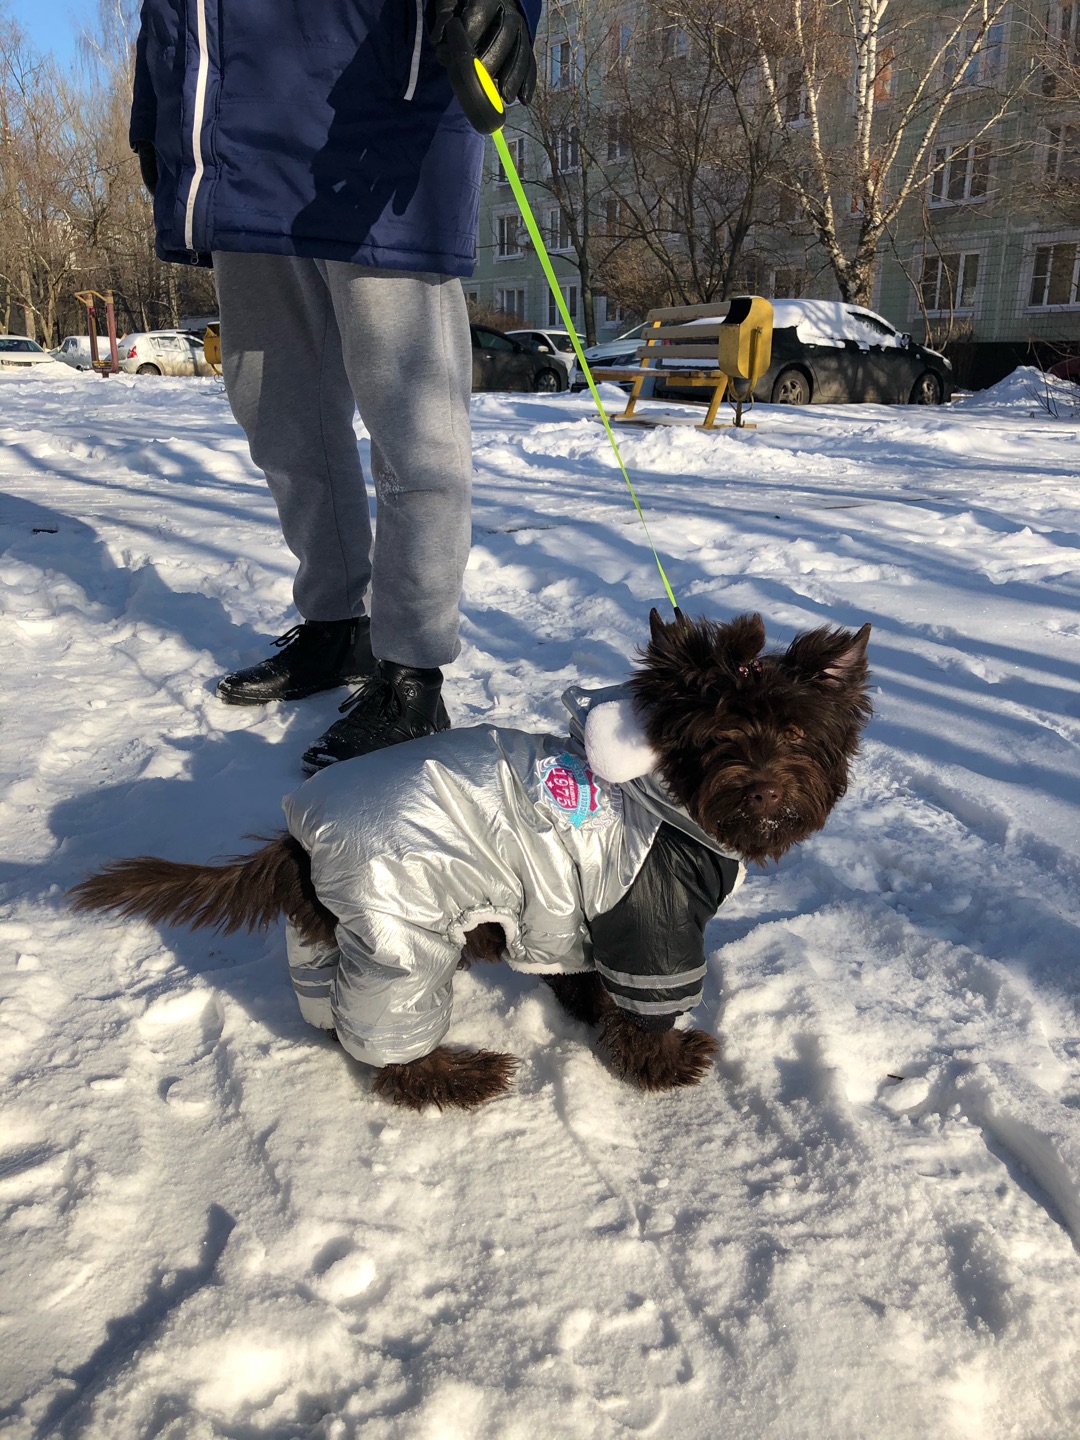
[476,65,680,613]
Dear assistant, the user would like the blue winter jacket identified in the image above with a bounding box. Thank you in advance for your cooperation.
[130,0,541,274]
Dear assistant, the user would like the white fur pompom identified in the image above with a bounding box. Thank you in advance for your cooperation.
[583,698,659,783]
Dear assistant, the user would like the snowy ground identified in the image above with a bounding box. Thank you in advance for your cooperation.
[2,368,1080,1439]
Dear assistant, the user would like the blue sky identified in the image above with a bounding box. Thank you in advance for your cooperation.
[7,0,101,68]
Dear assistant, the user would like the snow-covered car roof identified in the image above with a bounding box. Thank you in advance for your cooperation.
[678,300,907,350]
[769,299,905,348]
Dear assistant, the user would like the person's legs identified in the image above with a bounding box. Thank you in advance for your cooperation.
[300,265,474,770]
[213,252,377,702]
[323,263,473,669]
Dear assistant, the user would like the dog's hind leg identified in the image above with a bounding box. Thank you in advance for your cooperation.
[372,1047,519,1110]
[458,921,507,969]
[546,971,614,1027]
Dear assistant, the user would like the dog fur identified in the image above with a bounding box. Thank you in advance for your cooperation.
[69,610,871,1110]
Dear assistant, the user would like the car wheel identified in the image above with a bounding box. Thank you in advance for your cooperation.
[135,363,162,376]
[909,371,943,405]
[770,367,811,405]
[532,368,562,393]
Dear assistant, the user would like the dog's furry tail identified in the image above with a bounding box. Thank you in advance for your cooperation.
[68,832,337,946]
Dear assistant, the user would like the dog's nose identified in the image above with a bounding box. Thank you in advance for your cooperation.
[744,782,782,815]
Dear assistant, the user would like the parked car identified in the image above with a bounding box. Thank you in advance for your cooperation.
[655,300,952,407]
[0,336,69,374]
[504,328,576,381]
[1047,355,1080,383]
[471,324,567,393]
[53,336,98,370]
[570,322,648,390]
[116,330,215,376]
[582,322,647,365]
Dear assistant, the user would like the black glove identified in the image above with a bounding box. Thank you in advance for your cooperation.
[431,0,536,134]
[136,142,158,198]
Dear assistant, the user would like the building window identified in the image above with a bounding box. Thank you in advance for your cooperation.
[595,294,622,326]
[874,45,895,103]
[771,267,806,299]
[944,23,1005,88]
[606,110,629,161]
[1043,123,1080,181]
[929,141,990,204]
[783,68,811,123]
[1043,2,1080,91]
[555,126,581,173]
[603,195,623,236]
[495,288,526,318]
[550,36,580,90]
[495,213,523,259]
[496,136,525,184]
[549,284,579,326]
[546,208,572,252]
[661,25,688,60]
[920,251,980,313]
[1028,242,1080,306]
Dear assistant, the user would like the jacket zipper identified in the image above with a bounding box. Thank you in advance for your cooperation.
[183,0,211,251]
[403,0,423,101]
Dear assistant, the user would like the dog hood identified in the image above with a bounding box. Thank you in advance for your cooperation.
[563,685,741,862]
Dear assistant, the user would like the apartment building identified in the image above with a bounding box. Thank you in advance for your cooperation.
[467,0,1080,386]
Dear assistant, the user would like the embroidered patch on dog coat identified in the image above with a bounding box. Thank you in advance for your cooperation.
[538,752,614,829]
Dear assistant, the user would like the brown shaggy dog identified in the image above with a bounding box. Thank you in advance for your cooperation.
[70,610,872,1111]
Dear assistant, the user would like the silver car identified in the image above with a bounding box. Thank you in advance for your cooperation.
[54,336,97,370]
[116,330,215,376]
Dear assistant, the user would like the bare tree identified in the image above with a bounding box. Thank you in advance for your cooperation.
[600,0,786,308]
[748,0,1021,304]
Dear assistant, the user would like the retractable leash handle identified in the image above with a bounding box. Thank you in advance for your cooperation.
[462,60,680,613]
[440,19,508,133]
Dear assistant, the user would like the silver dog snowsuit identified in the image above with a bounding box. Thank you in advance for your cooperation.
[282,686,744,1066]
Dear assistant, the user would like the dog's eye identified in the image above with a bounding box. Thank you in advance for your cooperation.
[784,725,805,743]
[736,661,763,680]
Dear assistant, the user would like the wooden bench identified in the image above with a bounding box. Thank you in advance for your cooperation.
[590,297,773,430]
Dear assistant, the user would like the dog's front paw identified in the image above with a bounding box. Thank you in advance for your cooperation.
[599,1011,718,1091]
[371,1046,519,1111]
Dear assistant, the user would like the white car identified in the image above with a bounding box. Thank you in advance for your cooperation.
[505,329,577,381]
[53,336,98,370]
[0,336,69,373]
[571,322,649,389]
[116,330,215,377]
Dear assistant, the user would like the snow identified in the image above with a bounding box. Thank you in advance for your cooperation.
[2,366,1080,1438]
[768,298,910,346]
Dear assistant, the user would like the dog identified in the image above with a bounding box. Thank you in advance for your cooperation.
[69,610,872,1111]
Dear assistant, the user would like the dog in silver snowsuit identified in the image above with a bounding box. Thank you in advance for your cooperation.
[282,685,745,1066]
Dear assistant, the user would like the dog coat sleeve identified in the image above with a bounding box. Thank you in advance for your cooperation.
[588,823,740,1025]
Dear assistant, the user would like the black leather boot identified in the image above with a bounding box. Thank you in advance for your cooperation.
[300,661,450,772]
[217,618,375,705]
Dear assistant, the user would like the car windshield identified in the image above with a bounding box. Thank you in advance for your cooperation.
[550,335,574,352]
[0,337,45,353]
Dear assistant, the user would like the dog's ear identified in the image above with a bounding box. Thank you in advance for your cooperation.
[726,612,767,664]
[783,622,871,690]
[648,606,687,643]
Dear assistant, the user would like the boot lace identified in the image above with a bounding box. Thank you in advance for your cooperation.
[272,625,303,651]
[336,674,398,736]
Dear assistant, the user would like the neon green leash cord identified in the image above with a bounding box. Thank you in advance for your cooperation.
[472,63,679,613]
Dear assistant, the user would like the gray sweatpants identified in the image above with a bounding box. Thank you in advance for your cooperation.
[214,253,473,669]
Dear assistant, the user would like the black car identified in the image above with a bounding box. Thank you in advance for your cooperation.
[647,300,952,407]
[471,324,568,393]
